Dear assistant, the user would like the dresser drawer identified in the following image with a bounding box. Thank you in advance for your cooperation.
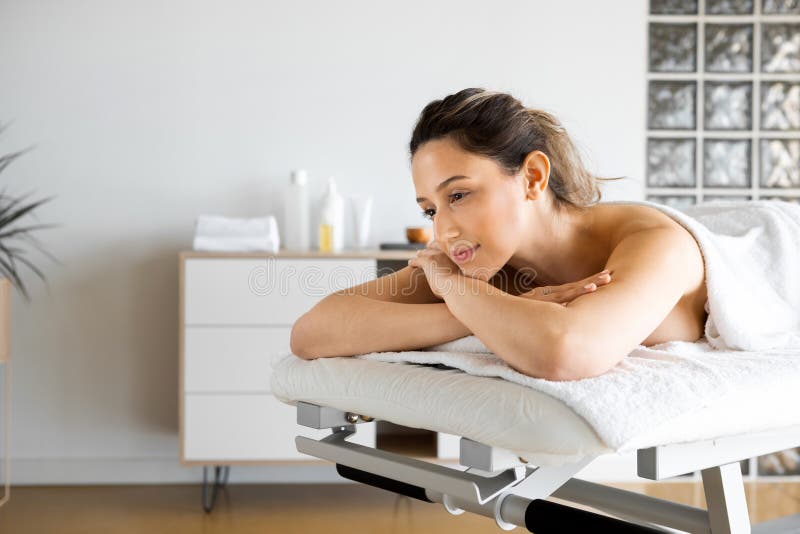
[183,393,376,461]
[184,326,291,393]
[184,258,377,325]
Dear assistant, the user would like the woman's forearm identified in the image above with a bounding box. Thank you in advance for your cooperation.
[290,294,472,359]
[441,274,565,378]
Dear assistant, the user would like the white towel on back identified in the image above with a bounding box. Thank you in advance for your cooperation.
[608,199,800,351]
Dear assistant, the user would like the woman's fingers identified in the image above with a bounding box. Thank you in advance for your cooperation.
[519,269,613,303]
[550,278,599,301]
[574,270,612,293]
[417,248,442,257]
[591,269,612,286]
[572,270,613,297]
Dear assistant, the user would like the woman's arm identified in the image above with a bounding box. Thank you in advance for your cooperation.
[290,265,472,359]
[290,294,470,359]
[441,227,693,381]
[440,276,568,378]
[290,261,612,362]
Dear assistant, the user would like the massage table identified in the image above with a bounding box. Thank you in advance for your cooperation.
[271,353,800,534]
[270,199,800,532]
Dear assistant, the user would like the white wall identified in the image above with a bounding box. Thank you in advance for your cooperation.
[0,0,646,484]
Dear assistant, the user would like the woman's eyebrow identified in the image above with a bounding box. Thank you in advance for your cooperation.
[416,175,471,203]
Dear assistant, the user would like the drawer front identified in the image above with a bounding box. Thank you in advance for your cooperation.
[184,326,292,393]
[184,393,376,461]
[184,258,377,325]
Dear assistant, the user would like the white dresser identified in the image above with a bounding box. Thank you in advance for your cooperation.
[178,249,461,468]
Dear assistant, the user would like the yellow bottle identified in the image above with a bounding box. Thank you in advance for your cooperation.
[319,223,334,253]
[318,176,343,252]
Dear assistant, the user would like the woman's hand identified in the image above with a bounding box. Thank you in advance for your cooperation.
[520,269,613,307]
[407,241,462,299]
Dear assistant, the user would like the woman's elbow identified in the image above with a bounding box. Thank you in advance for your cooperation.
[505,329,575,380]
[538,359,607,381]
[536,337,615,381]
[289,315,316,360]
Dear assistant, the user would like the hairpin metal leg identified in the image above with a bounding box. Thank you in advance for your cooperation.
[201,465,230,513]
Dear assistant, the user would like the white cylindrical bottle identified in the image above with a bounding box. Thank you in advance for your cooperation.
[283,169,310,251]
[319,176,344,253]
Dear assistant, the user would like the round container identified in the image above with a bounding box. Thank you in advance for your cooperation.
[406,227,432,244]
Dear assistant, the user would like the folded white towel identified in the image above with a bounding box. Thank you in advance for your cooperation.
[195,214,279,238]
[192,235,279,252]
[192,214,280,252]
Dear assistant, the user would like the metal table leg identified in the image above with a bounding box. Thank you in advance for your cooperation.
[201,465,230,513]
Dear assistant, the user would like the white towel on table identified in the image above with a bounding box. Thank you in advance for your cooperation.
[193,235,279,252]
[192,214,280,252]
[355,335,800,450]
[195,214,278,238]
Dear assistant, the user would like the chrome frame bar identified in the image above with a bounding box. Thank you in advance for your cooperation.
[294,401,800,533]
[296,429,526,504]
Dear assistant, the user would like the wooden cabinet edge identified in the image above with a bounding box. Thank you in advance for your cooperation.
[179,249,416,261]
[178,254,186,463]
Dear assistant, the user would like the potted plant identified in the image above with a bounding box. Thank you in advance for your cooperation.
[0,135,59,299]
[0,122,58,506]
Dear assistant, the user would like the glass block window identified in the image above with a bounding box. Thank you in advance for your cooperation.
[648,138,698,185]
[652,0,700,14]
[707,0,755,14]
[650,24,698,72]
[705,81,752,129]
[648,1,799,479]
[647,0,800,209]
[704,138,752,186]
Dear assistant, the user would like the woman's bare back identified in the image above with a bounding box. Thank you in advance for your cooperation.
[493,203,709,347]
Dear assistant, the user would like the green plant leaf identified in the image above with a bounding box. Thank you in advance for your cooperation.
[0,253,29,300]
[0,126,59,300]
[0,194,54,230]
[0,146,34,175]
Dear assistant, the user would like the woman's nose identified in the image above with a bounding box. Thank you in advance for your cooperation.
[433,213,459,241]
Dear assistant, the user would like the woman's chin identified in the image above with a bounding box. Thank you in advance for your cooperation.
[459,264,492,282]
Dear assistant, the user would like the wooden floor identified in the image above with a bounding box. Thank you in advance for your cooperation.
[0,481,798,533]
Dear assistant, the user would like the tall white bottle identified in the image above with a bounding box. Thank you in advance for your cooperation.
[283,169,310,251]
[319,176,344,253]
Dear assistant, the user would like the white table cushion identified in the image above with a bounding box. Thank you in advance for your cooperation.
[271,354,800,466]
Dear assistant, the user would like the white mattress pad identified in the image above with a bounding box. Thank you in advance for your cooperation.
[270,352,800,466]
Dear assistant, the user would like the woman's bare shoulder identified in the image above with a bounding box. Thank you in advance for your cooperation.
[600,203,691,247]
[602,204,706,295]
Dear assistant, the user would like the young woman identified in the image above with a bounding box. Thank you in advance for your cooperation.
[290,88,708,381]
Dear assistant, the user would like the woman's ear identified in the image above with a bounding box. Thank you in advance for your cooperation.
[521,150,550,200]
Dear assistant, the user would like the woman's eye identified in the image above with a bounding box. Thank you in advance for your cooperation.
[419,192,469,220]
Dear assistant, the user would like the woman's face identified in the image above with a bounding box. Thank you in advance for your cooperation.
[412,137,528,281]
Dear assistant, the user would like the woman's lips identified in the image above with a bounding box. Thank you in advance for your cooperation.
[452,245,479,264]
